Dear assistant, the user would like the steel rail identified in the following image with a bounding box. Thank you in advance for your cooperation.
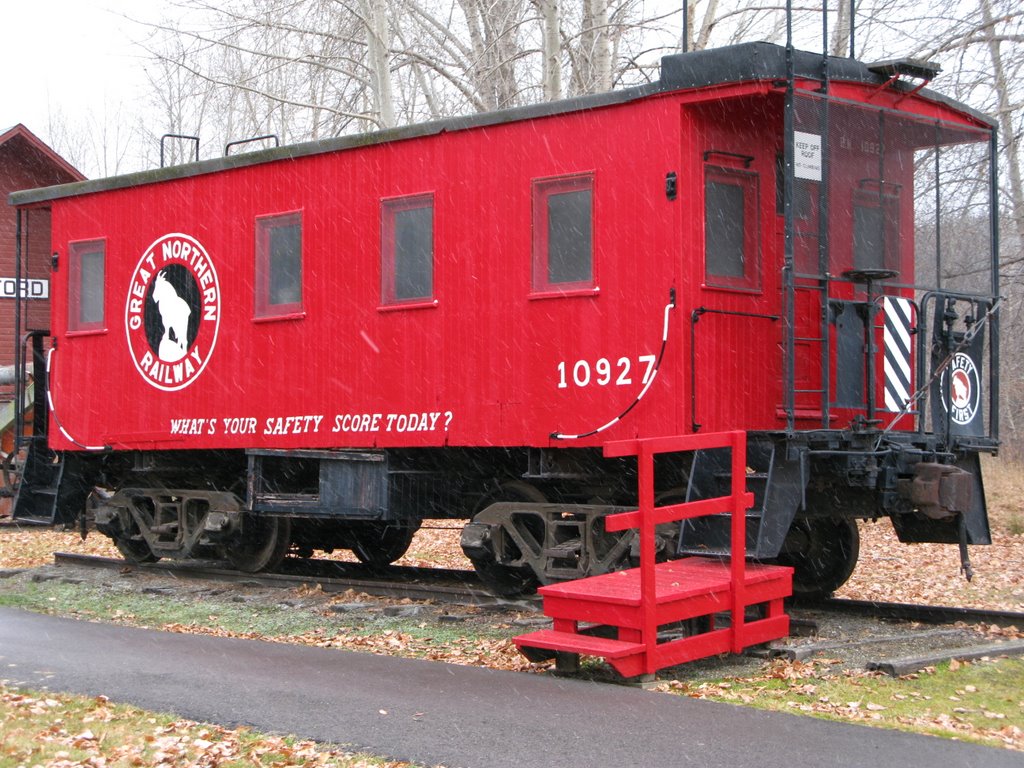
[0,519,50,528]
[817,596,1024,629]
[51,552,539,609]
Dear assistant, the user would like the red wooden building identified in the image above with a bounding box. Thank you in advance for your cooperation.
[0,124,83,379]
[0,125,82,515]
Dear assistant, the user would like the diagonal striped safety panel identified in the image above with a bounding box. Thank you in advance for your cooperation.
[883,297,914,412]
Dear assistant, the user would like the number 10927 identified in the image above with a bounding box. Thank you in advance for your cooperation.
[557,355,656,389]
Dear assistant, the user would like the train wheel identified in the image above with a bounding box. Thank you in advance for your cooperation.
[775,517,860,599]
[349,521,420,568]
[113,533,160,564]
[225,515,291,573]
[91,492,160,564]
[467,481,546,598]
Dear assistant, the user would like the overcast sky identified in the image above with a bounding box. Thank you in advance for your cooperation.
[1,1,156,138]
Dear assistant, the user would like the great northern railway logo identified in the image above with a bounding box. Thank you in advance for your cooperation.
[125,233,221,391]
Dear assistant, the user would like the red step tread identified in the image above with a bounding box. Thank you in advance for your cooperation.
[538,557,791,607]
[513,629,644,659]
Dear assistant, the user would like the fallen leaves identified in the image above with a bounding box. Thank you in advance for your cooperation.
[157,619,538,672]
[2,683,413,767]
[0,527,120,568]
[835,520,1024,612]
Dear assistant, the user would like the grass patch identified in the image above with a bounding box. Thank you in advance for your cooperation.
[981,457,1024,537]
[0,573,519,665]
[669,657,1024,749]
[0,577,331,637]
[0,681,408,767]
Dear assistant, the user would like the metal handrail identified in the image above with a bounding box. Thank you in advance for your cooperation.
[160,134,199,167]
[224,134,280,156]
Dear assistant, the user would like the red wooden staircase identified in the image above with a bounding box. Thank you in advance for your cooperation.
[514,431,793,678]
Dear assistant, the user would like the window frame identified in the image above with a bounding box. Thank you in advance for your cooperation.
[254,210,304,321]
[380,193,436,309]
[67,238,106,334]
[531,172,597,297]
[703,164,761,293]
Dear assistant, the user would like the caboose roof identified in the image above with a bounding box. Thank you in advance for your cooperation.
[9,41,993,208]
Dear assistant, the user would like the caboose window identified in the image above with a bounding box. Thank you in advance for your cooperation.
[532,174,594,293]
[704,166,760,291]
[382,194,434,306]
[68,240,105,333]
[255,212,303,319]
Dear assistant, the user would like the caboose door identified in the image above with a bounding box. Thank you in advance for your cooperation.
[689,102,784,434]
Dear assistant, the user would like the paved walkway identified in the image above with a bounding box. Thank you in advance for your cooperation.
[0,608,1018,768]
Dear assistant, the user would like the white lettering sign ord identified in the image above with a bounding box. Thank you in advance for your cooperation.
[0,278,49,299]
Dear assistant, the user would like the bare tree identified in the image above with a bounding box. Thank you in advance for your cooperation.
[44,100,142,179]
[880,0,1024,453]
[359,0,396,127]
[535,0,562,99]
[140,0,387,155]
[138,0,686,145]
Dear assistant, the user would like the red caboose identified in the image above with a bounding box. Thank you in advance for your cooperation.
[9,42,999,597]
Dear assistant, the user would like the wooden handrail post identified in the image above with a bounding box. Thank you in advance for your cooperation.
[638,442,658,674]
[730,430,747,653]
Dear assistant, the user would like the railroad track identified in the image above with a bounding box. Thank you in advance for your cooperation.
[50,551,1024,627]
[769,597,1024,676]
[51,551,540,609]
[819,596,1024,629]
[44,552,1024,676]
[0,518,49,529]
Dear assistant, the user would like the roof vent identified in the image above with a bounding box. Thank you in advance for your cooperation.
[866,58,941,100]
[867,58,941,81]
